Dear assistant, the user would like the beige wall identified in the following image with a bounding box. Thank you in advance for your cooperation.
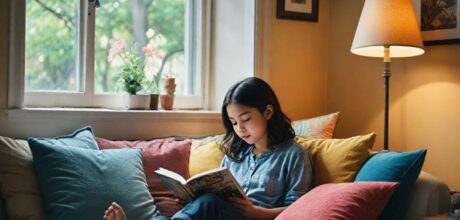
[257,0,329,120]
[328,0,460,191]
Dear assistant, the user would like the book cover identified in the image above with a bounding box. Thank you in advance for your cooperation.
[154,167,247,203]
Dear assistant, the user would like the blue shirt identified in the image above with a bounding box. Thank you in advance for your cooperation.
[220,139,313,208]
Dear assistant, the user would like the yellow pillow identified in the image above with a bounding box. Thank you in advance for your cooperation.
[189,142,225,177]
[295,133,375,186]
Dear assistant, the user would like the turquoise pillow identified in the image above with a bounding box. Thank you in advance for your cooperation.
[28,128,158,220]
[355,149,427,220]
[28,126,99,150]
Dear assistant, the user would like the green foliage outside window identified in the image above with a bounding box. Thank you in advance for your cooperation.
[25,0,186,95]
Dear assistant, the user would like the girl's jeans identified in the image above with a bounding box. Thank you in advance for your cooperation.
[152,193,250,220]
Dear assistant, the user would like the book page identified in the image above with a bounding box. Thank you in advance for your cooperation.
[154,168,194,202]
[155,167,187,184]
[186,167,247,200]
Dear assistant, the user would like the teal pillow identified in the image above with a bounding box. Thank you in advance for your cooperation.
[355,149,427,220]
[28,129,158,220]
[28,126,99,150]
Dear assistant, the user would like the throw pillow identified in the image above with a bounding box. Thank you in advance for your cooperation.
[96,137,191,217]
[355,149,427,220]
[295,133,375,186]
[189,142,225,177]
[0,126,96,220]
[292,112,339,138]
[191,134,224,148]
[28,138,157,220]
[276,182,399,220]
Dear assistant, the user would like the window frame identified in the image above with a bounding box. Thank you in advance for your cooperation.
[9,0,211,110]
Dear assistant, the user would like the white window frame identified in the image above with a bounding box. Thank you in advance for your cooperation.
[8,0,211,110]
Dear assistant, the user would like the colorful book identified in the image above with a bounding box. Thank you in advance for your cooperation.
[154,167,247,202]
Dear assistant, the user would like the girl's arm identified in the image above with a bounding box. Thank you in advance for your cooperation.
[229,197,286,220]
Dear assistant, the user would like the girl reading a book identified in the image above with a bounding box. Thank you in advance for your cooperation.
[103,77,313,220]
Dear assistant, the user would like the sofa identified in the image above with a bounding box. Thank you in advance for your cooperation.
[0,115,451,220]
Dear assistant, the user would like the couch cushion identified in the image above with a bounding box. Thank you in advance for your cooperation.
[355,149,427,220]
[277,182,399,220]
[0,137,45,220]
[96,137,191,217]
[0,126,96,220]
[29,135,157,220]
[292,112,339,138]
[295,133,375,186]
[189,141,225,177]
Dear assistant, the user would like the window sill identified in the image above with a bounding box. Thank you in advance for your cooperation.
[4,108,221,120]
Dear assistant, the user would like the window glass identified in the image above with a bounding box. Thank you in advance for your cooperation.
[25,0,79,92]
[94,0,188,95]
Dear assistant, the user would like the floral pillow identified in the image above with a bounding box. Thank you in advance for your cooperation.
[292,112,339,138]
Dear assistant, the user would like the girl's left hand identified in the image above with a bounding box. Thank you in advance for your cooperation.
[228,197,257,218]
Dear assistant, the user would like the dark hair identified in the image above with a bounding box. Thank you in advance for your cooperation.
[221,77,295,162]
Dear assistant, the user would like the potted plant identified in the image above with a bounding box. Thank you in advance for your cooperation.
[142,44,163,110]
[108,40,152,110]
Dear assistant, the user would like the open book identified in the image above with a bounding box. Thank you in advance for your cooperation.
[154,167,247,202]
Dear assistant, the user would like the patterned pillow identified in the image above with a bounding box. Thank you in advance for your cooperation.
[190,134,224,148]
[96,137,191,217]
[292,112,339,138]
[277,182,399,220]
[295,133,375,186]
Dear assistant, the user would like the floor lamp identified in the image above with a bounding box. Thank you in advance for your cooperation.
[350,0,425,150]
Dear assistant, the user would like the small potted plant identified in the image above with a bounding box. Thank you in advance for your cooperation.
[108,40,153,110]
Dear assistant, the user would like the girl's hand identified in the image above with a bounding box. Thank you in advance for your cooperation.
[228,197,257,218]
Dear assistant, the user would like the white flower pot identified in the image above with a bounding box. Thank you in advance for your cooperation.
[123,94,150,110]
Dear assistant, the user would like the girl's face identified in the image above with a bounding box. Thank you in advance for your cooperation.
[226,103,272,147]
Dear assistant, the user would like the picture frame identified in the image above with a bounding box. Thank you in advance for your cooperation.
[276,0,319,22]
[412,0,460,46]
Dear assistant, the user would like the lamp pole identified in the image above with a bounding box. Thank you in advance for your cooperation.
[382,46,391,150]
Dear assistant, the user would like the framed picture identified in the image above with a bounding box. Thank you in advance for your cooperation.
[276,0,319,22]
[412,0,460,45]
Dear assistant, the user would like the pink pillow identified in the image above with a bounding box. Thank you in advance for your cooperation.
[96,137,191,217]
[276,182,399,220]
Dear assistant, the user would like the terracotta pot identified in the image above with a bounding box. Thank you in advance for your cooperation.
[160,94,175,110]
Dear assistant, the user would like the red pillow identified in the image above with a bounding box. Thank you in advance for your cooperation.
[276,182,399,220]
[96,137,191,217]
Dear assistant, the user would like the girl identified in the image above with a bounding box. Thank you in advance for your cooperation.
[103,77,313,220]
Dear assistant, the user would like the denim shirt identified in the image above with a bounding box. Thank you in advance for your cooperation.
[220,139,313,208]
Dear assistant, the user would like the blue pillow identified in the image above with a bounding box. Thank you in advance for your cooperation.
[28,126,99,150]
[28,129,158,220]
[355,149,427,220]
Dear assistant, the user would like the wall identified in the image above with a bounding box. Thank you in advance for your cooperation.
[256,0,330,121]
[328,0,460,191]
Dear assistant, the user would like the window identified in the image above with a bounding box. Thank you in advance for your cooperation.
[11,0,210,109]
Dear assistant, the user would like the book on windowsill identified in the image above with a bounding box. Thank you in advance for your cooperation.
[154,167,247,203]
